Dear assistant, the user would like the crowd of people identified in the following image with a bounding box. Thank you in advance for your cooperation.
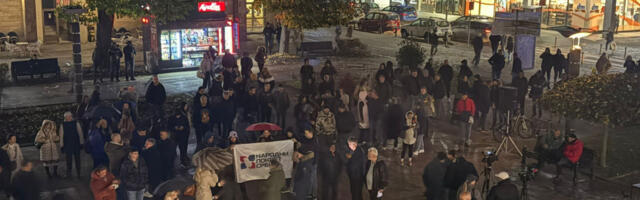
[0,33,603,200]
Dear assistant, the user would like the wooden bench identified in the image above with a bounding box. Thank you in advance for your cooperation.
[11,58,60,81]
[298,41,334,57]
[531,137,595,185]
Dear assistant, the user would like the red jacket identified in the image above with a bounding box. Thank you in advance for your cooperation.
[563,139,584,164]
[455,98,476,117]
[90,170,117,200]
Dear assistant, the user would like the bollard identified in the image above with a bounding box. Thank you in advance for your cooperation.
[599,43,602,54]
[624,46,627,59]
[581,51,584,65]
[554,37,557,49]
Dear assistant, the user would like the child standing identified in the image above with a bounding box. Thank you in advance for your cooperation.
[401,111,418,167]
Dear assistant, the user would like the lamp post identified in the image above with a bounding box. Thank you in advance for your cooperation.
[63,7,88,103]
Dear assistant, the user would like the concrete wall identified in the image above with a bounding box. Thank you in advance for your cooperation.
[0,0,26,39]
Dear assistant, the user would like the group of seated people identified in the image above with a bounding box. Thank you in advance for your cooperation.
[534,129,584,180]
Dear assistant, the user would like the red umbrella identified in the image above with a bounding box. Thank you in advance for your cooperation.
[245,122,282,131]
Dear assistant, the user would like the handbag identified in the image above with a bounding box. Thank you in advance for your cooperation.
[34,141,43,149]
[197,70,204,79]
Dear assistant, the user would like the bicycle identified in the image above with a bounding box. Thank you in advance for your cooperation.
[491,107,535,143]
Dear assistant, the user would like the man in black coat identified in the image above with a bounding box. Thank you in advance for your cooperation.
[222,49,236,69]
[432,75,447,120]
[444,150,478,200]
[243,87,260,124]
[472,34,484,66]
[258,84,275,122]
[403,69,422,97]
[123,40,136,81]
[489,50,506,80]
[11,161,42,200]
[300,58,314,87]
[223,67,238,90]
[335,104,356,145]
[215,91,237,139]
[319,144,342,200]
[472,79,491,131]
[157,131,177,181]
[423,152,449,200]
[241,52,254,80]
[368,91,386,148]
[146,75,167,117]
[487,172,520,200]
[374,74,392,104]
[120,150,149,197]
[60,112,84,178]
[141,138,163,191]
[344,137,366,200]
[109,42,123,82]
[168,104,190,165]
[511,72,528,115]
[459,60,473,79]
[489,35,501,54]
[438,60,454,99]
[0,148,10,198]
[511,52,523,81]
[528,71,546,118]
[274,85,290,129]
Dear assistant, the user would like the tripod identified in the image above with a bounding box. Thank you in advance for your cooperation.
[480,161,494,197]
[520,152,531,200]
[496,110,523,157]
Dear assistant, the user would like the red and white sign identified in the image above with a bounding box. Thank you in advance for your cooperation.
[198,2,225,12]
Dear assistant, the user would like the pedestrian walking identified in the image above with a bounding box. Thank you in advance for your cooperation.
[123,41,136,81]
[120,150,148,200]
[90,166,118,200]
[471,34,484,67]
[35,120,61,178]
[489,35,501,54]
[455,94,475,146]
[430,28,439,56]
[540,48,554,81]
[255,47,267,73]
[488,50,506,80]
[553,49,567,82]
[109,42,123,82]
[401,111,417,167]
[423,152,449,200]
[105,133,127,176]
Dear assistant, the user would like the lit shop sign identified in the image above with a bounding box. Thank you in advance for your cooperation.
[198,2,226,12]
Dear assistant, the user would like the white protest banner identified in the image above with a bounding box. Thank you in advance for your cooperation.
[233,140,294,183]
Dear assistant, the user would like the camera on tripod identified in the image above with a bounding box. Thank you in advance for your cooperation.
[518,165,539,181]
[482,150,499,165]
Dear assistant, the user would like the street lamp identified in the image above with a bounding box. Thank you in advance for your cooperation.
[568,32,591,50]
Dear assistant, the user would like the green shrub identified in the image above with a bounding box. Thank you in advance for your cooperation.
[396,39,426,69]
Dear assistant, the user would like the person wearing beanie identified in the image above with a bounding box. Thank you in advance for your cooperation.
[486,171,519,200]
[556,131,583,179]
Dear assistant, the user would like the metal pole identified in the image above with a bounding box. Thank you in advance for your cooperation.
[72,20,83,103]
[554,36,557,49]
[599,43,602,54]
[467,21,471,47]
[624,46,627,58]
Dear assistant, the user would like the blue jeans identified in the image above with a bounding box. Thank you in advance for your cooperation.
[127,189,144,200]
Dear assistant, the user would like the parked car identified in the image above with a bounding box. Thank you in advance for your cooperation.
[400,17,452,41]
[357,11,401,33]
[352,2,380,18]
[381,6,417,21]
[450,15,494,42]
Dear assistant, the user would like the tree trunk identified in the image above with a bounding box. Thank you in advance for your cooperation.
[284,27,290,53]
[279,26,288,54]
[600,125,609,167]
[96,10,114,74]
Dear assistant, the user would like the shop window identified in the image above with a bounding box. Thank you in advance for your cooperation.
[246,0,264,33]
[160,27,237,68]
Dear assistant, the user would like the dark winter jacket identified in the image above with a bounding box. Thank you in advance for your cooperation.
[215,98,237,123]
[120,158,149,191]
[318,80,335,95]
[472,36,484,52]
[528,73,545,98]
[244,94,260,119]
[141,146,163,187]
[319,148,342,184]
[432,80,446,99]
[444,157,478,190]
[365,160,388,191]
[223,70,238,90]
[459,64,473,79]
[375,82,393,104]
[554,52,567,71]
[624,59,638,74]
[157,138,177,178]
[471,82,491,113]
[274,90,290,113]
[168,113,190,142]
[506,36,514,52]
[438,64,454,82]
[511,77,528,100]
[386,103,405,139]
[105,142,127,175]
[60,121,84,154]
[457,79,471,95]
[423,158,449,199]
[145,83,167,106]
[124,44,136,61]
[540,52,554,71]
[131,132,148,151]
[321,65,337,78]
[424,62,435,78]
[241,56,253,74]
[222,53,236,69]
[367,97,385,121]
[512,57,523,74]
[489,53,506,72]
[11,170,42,200]
[300,64,314,80]
[486,180,520,200]
[402,75,423,96]
[345,146,366,181]
[335,110,356,134]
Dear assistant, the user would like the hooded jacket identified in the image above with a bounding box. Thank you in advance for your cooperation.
[563,139,584,164]
[315,110,337,135]
[90,169,117,200]
[194,167,218,200]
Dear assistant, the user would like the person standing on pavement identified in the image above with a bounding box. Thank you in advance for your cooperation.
[222,49,236,70]
[319,143,342,200]
[109,42,123,82]
[438,60,454,99]
[444,150,478,200]
[105,133,127,176]
[90,166,119,200]
[433,75,447,120]
[146,75,167,118]
[356,90,371,144]
[459,60,473,79]
[486,172,519,200]
[528,71,546,118]
[489,35,501,54]
[141,138,163,193]
[169,102,190,166]
[414,86,434,155]
[294,130,319,200]
[553,49,566,82]
[11,160,42,200]
[386,98,405,150]
[345,137,366,200]
[400,111,417,167]
[263,23,275,54]
[335,104,356,145]
[200,52,214,88]
[241,52,254,80]
[367,91,385,148]
[455,93,476,146]
[511,72,528,115]
[321,60,338,84]
[261,160,286,200]
[430,28,439,56]
[274,85,290,129]
[255,47,267,73]
[596,53,612,74]
[157,130,177,181]
[315,106,337,147]
[35,120,61,178]
[471,79,491,131]
[511,52,523,82]
[505,36,514,62]
[540,48,554,81]
[87,119,110,168]
[490,80,504,129]
[366,148,387,200]
[489,50,506,80]
[2,134,23,173]
[471,34,484,67]
[120,149,148,200]
[123,41,136,81]
[457,75,471,96]
[423,152,449,200]
[59,112,84,178]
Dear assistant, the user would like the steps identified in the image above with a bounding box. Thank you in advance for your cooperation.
[43,25,58,44]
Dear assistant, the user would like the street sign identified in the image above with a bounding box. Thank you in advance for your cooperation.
[492,11,541,36]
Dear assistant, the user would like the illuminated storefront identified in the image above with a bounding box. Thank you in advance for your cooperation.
[246,0,264,33]
[153,1,241,69]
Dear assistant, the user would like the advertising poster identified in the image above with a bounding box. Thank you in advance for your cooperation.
[516,34,536,70]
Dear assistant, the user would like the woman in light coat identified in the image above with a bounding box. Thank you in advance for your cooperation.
[194,167,218,200]
[2,134,23,172]
[35,119,61,177]
[400,111,417,167]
